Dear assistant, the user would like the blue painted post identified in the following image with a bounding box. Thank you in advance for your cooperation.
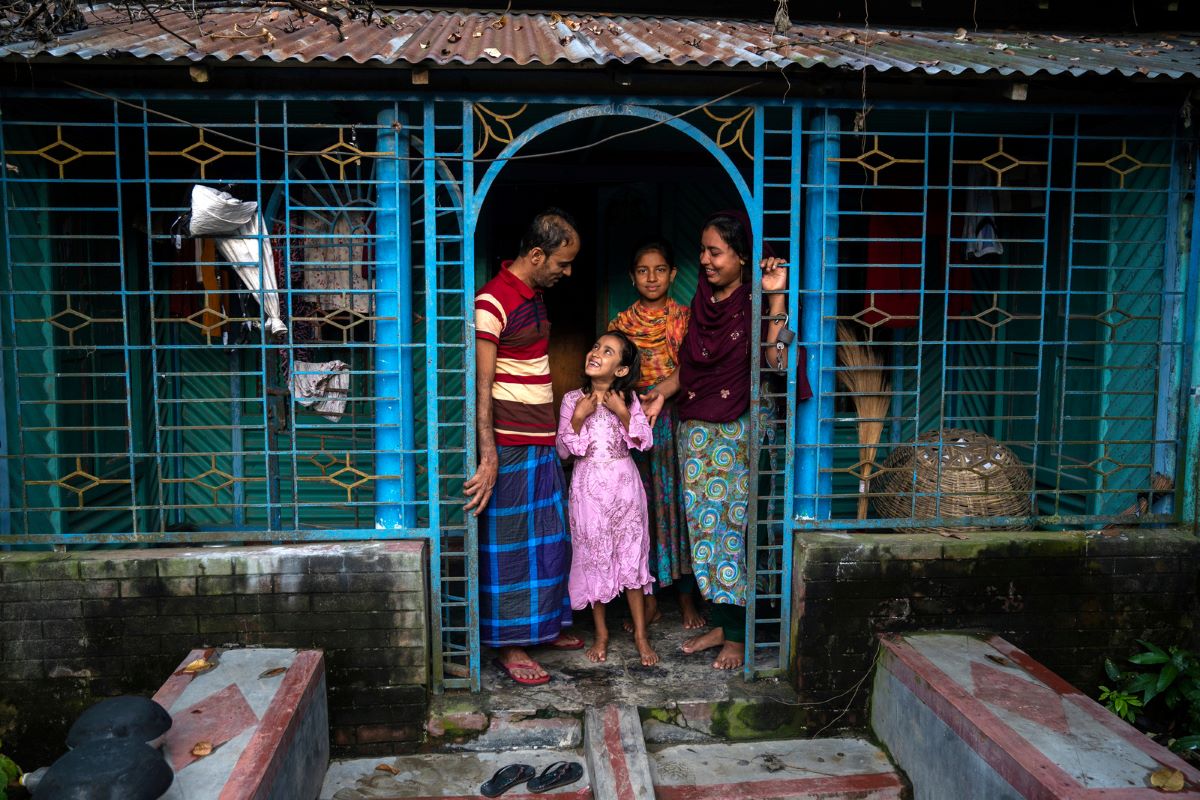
[797,112,840,523]
[1153,153,1184,518]
[1181,165,1200,529]
[375,108,411,530]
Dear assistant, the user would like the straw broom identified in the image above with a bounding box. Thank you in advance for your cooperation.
[836,322,892,520]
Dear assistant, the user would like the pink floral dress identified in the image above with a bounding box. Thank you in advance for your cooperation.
[556,390,655,609]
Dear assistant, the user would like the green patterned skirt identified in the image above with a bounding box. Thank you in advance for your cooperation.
[677,411,751,607]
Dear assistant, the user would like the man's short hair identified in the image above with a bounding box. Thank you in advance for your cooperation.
[518,208,578,258]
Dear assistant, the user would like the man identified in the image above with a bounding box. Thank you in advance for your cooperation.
[464,208,583,685]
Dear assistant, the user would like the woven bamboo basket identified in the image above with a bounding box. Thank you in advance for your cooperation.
[870,428,1033,535]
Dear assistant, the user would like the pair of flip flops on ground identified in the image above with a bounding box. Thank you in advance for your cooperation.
[480,761,584,796]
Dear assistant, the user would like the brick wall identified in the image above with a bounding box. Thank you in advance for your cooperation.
[791,528,1200,731]
[0,541,429,767]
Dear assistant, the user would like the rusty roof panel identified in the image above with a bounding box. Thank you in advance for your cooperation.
[2,7,1198,80]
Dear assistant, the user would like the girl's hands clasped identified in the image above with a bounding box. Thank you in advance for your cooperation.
[571,391,600,433]
[601,388,628,417]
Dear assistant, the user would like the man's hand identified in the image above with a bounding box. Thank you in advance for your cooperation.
[463,447,498,517]
[639,389,665,427]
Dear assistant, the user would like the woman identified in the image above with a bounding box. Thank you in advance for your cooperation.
[641,211,807,670]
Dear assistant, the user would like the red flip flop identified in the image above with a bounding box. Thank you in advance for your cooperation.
[493,658,551,686]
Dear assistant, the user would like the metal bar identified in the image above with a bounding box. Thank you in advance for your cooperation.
[374,106,406,531]
[461,99,481,692]
[1182,155,1200,528]
[743,103,766,680]
[423,100,446,693]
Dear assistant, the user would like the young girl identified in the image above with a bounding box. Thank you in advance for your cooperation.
[557,331,658,666]
[609,241,703,631]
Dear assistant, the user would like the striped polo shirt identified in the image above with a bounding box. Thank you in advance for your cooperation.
[474,266,555,447]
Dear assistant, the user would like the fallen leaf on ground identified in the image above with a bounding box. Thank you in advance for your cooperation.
[259,667,288,679]
[490,14,507,30]
[953,28,968,41]
[192,741,213,757]
[1150,767,1185,792]
[182,658,213,674]
[375,763,399,775]
[483,47,502,58]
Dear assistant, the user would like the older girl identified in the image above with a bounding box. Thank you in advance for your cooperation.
[609,241,703,630]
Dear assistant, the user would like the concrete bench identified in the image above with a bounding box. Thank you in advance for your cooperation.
[873,632,1200,799]
[155,647,328,800]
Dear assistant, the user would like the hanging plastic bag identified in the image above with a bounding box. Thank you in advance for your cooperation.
[188,185,287,339]
[187,184,257,235]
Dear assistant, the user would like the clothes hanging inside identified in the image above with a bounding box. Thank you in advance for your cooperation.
[188,185,288,338]
[291,360,351,422]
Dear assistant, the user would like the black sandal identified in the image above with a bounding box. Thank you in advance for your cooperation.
[480,763,536,797]
[528,761,585,793]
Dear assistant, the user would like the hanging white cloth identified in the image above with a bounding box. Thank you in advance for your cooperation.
[962,165,1004,259]
[189,185,288,338]
[291,359,350,422]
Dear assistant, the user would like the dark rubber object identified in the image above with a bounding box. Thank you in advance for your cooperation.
[67,696,172,748]
[528,761,585,793]
[480,763,536,797]
[33,739,173,800]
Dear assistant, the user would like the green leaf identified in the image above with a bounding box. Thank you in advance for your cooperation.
[1171,734,1200,752]
[1137,640,1169,659]
[1158,664,1181,694]
[0,754,19,783]
[1104,658,1122,681]
[1130,652,1170,665]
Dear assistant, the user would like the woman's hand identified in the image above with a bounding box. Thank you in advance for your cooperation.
[639,390,665,428]
[571,391,599,433]
[761,257,788,294]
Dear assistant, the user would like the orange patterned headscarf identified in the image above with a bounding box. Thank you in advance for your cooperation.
[609,298,690,390]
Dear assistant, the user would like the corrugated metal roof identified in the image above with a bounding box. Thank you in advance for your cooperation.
[3,6,1199,80]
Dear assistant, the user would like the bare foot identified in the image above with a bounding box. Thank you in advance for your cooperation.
[634,634,659,667]
[680,594,706,630]
[586,638,609,663]
[550,632,584,650]
[498,647,548,682]
[681,627,724,655]
[623,605,662,633]
[712,640,744,670]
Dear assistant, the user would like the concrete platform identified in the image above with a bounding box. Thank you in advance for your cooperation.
[320,749,590,799]
[428,605,803,751]
[156,647,328,800]
[324,708,901,800]
[873,632,1200,799]
[649,739,903,800]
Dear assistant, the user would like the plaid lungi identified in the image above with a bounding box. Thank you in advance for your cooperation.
[479,445,573,648]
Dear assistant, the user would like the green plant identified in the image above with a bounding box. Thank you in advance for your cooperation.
[1098,685,1142,722]
[0,741,20,800]
[1101,640,1200,754]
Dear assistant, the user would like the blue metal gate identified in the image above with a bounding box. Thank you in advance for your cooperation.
[0,89,1190,688]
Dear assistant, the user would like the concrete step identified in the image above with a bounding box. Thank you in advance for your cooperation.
[873,631,1200,799]
[324,702,901,800]
[321,749,590,799]
[649,739,904,800]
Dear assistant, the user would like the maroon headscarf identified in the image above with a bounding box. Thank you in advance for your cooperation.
[676,210,812,422]
[676,211,757,423]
